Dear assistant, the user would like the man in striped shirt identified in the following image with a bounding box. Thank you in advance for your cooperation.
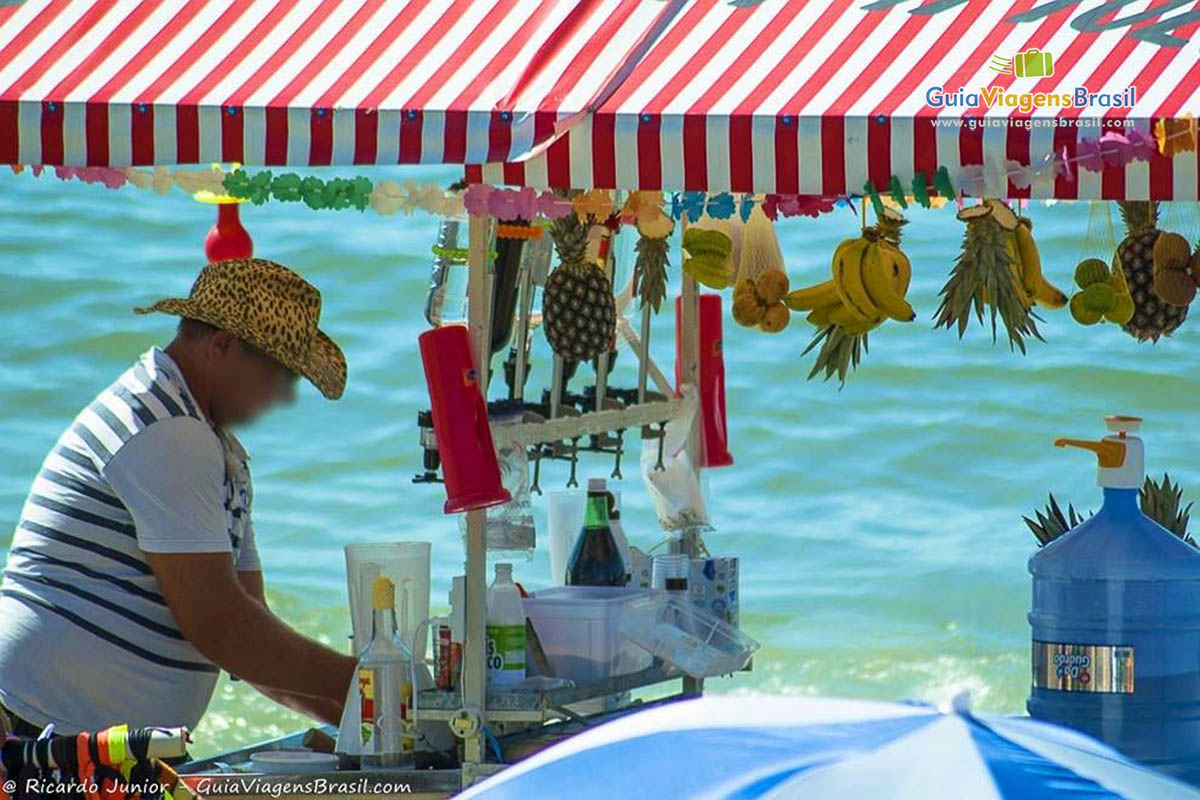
[0,259,356,735]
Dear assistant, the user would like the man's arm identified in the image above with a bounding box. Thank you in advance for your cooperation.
[237,569,349,725]
[144,551,356,713]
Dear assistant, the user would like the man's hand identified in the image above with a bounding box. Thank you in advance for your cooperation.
[145,552,356,712]
[238,570,351,726]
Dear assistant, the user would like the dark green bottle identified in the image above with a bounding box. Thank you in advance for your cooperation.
[565,479,627,587]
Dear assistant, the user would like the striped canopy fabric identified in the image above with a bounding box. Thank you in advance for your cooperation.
[456,695,1200,800]
[3,1,1200,200]
[469,0,1200,200]
[0,0,673,170]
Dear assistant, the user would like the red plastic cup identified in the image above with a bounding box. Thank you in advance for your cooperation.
[419,326,512,513]
[204,202,254,262]
[675,293,733,468]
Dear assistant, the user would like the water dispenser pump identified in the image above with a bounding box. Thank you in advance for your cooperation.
[1028,415,1200,785]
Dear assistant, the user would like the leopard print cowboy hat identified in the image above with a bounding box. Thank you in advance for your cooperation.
[135,258,346,400]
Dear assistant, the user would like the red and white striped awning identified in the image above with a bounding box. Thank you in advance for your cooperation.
[469,0,1200,200]
[0,0,672,169]
[3,0,1200,200]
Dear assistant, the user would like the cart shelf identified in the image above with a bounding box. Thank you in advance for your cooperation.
[416,663,698,723]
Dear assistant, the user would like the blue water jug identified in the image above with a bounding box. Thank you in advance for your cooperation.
[1028,415,1200,783]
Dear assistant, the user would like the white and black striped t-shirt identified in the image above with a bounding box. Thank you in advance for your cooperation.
[0,347,259,733]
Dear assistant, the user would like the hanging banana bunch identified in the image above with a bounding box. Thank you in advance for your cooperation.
[786,211,917,385]
[934,199,1066,353]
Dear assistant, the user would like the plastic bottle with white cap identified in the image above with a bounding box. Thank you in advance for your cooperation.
[565,478,627,587]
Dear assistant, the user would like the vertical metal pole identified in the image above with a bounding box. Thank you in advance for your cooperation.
[511,249,537,403]
[550,355,564,419]
[594,225,616,413]
[462,213,491,766]
[636,301,652,406]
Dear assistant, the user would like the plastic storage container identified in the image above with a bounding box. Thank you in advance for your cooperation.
[621,592,758,678]
[522,587,656,683]
[1029,416,1200,785]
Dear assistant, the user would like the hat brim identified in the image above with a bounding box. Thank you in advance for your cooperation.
[135,298,347,400]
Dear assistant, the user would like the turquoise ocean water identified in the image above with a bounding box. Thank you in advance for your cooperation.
[2,168,1197,756]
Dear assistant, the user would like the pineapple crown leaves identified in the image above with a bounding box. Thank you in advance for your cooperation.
[1024,493,1090,546]
[1142,472,1194,541]
[1118,200,1159,234]
[549,214,594,267]
[803,325,869,388]
[934,216,1043,353]
[632,234,670,313]
[1026,473,1196,547]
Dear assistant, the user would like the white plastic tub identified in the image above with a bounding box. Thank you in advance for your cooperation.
[522,586,657,683]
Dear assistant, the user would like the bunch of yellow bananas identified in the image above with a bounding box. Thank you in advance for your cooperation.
[987,199,1068,309]
[784,228,916,335]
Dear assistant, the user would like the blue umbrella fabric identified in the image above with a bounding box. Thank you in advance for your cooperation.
[458,695,1200,799]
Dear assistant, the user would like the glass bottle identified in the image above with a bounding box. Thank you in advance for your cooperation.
[566,478,627,587]
[357,577,414,768]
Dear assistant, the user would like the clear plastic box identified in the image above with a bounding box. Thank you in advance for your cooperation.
[620,592,759,678]
[522,587,657,683]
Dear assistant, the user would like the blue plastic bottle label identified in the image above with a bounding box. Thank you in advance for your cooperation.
[1033,641,1135,693]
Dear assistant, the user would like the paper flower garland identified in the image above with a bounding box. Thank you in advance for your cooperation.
[1156,115,1197,158]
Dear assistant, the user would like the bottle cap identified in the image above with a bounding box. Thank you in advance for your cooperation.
[1054,415,1145,489]
[495,562,513,580]
[588,478,607,493]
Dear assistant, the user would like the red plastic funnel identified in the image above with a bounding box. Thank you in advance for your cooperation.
[419,326,512,514]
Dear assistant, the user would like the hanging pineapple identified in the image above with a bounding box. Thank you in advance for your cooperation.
[542,214,617,361]
[1114,201,1190,341]
[627,192,673,314]
[1024,474,1194,546]
[632,230,670,313]
[935,202,1042,353]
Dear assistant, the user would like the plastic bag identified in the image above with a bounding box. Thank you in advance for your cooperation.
[462,405,535,558]
[641,386,711,533]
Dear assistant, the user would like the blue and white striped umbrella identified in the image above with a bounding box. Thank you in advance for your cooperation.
[459,695,1200,799]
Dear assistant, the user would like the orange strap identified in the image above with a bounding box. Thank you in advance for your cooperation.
[77,733,100,800]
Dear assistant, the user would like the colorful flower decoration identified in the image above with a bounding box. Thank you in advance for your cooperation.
[1155,115,1197,158]
[911,173,931,208]
[956,164,987,197]
[536,190,574,219]
[704,193,736,220]
[572,189,614,221]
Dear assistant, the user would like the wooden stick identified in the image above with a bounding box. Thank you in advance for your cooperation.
[461,213,490,766]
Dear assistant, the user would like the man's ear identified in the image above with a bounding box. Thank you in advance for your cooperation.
[208,329,238,359]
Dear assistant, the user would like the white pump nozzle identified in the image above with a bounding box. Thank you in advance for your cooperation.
[1055,415,1145,490]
